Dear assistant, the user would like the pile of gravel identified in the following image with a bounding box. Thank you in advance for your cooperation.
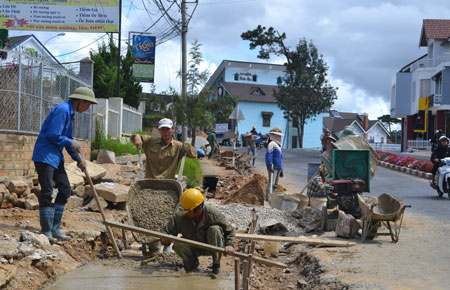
[206,199,303,235]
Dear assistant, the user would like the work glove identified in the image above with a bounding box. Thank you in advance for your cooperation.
[71,140,81,153]
[280,170,284,178]
[224,246,235,256]
[77,160,86,172]
[130,134,143,150]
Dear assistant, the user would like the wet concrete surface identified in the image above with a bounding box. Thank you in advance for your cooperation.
[45,262,234,290]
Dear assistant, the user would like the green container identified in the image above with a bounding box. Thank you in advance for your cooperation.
[333,149,371,192]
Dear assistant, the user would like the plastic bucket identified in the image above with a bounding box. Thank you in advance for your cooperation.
[310,197,327,210]
[307,162,321,181]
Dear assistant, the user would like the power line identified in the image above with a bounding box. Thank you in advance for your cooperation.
[55,34,108,57]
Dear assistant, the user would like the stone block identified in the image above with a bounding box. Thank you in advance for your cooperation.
[88,196,108,212]
[93,182,130,203]
[20,230,50,248]
[1,192,18,209]
[0,240,19,259]
[73,185,87,199]
[96,149,116,164]
[7,180,28,195]
[97,163,122,183]
[65,160,107,183]
[65,196,84,210]
[24,194,39,210]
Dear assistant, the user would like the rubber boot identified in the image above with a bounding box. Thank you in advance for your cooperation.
[52,204,71,241]
[39,207,54,239]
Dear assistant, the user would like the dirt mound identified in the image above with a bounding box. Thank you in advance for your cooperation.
[129,189,178,243]
[151,252,183,266]
[214,175,245,200]
[223,174,285,206]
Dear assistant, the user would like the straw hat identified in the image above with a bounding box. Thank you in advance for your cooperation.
[68,87,97,104]
[269,127,284,136]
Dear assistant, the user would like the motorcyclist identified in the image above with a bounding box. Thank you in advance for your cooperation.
[430,135,450,188]
[430,129,443,152]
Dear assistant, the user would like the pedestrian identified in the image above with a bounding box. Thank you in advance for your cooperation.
[430,135,450,188]
[162,188,235,274]
[207,129,217,159]
[32,87,97,241]
[130,118,197,179]
[245,131,260,166]
[265,126,284,201]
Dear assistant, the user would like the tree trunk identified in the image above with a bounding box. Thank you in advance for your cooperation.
[299,119,305,149]
[191,125,196,146]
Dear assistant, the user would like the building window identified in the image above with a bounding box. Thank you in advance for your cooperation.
[381,137,384,143]
[234,73,239,81]
[251,87,265,95]
[253,74,258,82]
[262,111,273,127]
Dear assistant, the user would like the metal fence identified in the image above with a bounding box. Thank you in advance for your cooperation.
[0,49,91,140]
[369,143,401,152]
[407,139,431,151]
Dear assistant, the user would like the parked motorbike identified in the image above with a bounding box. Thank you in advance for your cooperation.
[433,157,450,199]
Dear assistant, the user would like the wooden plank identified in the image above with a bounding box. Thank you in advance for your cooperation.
[234,258,240,290]
[236,233,356,247]
[104,220,288,268]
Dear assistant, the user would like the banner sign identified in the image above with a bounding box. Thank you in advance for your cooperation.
[215,123,228,134]
[0,0,119,32]
[131,34,155,83]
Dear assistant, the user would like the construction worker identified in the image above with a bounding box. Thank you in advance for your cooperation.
[207,128,217,159]
[162,188,235,274]
[130,118,197,179]
[32,87,97,241]
[245,131,260,166]
[265,126,284,201]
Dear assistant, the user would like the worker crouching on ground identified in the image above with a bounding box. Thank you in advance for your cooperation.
[265,127,284,201]
[162,188,235,274]
[130,118,197,179]
[32,87,97,241]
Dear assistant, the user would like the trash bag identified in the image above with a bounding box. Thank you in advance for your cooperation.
[335,210,360,239]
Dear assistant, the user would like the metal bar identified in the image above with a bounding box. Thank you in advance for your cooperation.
[18,52,22,131]
[104,220,288,268]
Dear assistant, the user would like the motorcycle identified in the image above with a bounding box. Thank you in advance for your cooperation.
[433,157,450,199]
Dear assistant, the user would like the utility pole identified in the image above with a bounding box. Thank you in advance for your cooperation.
[117,0,123,99]
[181,0,188,141]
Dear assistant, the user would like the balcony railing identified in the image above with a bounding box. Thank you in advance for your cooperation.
[411,53,450,72]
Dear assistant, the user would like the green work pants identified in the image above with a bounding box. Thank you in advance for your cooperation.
[173,225,224,270]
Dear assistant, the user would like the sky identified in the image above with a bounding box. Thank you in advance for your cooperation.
[9,0,450,120]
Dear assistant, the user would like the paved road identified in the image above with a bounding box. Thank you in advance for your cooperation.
[250,148,450,221]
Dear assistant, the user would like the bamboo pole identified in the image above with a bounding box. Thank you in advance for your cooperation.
[104,220,288,268]
[234,258,240,290]
[76,152,122,259]
[242,259,249,290]
[236,233,356,247]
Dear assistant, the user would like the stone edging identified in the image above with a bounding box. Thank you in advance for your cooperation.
[377,160,432,180]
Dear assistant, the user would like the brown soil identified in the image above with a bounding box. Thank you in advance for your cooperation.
[128,189,178,244]
[223,173,286,206]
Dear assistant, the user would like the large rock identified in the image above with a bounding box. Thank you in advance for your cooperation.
[96,149,116,164]
[65,196,84,210]
[97,164,122,183]
[88,196,108,212]
[0,264,16,287]
[7,180,28,196]
[0,240,19,259]
[1,192,18,209]
[0,184,7,206]
[115,154,144,165]
[89,183,130,203]
[66,170,85,189]
[31,185,41,199]
[65,161,107,184]
[20,231,50,248]
[24,194,39,210]
[73,185,87,199]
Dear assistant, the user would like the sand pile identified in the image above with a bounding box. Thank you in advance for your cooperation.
[129,189,178,243]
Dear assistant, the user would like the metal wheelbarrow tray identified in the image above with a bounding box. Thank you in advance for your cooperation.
[126,179,183,256]
[358,193,411,242]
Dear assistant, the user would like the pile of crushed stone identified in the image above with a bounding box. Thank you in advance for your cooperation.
[129,189,178,243]
[224,174,286,206]
[150,252,183,266]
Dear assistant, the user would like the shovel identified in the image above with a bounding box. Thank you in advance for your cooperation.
[76,152,122,259]
[138,149,144,179]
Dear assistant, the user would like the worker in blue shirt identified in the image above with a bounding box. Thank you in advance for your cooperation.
[32,87,97,241]
[265,127,284,201]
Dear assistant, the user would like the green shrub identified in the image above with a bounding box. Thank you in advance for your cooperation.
[179,157,203,188]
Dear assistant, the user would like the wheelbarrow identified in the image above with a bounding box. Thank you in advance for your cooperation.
[358,193,411,243]
[125,153,186,256]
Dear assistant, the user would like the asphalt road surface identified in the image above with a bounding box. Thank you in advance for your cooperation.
[250,148,449,221]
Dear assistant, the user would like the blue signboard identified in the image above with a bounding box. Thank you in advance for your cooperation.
[131,34,155,83]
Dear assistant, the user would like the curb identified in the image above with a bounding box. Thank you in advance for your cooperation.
[377,161,432,180]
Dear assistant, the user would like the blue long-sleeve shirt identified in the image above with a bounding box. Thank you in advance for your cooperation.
[265,141,282,170]
[32,100,78,169]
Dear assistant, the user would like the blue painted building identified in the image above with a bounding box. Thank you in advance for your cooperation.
[204,60,322,149]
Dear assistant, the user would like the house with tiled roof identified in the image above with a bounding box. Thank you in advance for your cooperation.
[391,19,450,151]
[204,60,325,148]
[323,110,389,143]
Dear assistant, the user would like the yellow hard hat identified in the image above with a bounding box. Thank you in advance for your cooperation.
[178,188,205,214]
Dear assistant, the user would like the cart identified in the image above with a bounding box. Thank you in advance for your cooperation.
[358,193,411,243]
[126,179,183,256]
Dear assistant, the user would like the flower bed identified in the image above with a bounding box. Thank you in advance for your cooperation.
[376,150,433,173]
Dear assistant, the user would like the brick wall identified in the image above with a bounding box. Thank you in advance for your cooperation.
[0,133,90,177]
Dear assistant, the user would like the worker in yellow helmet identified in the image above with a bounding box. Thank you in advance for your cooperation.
[162,188,235,274]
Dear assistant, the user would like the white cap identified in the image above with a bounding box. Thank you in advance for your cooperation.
[158,118,173,129]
